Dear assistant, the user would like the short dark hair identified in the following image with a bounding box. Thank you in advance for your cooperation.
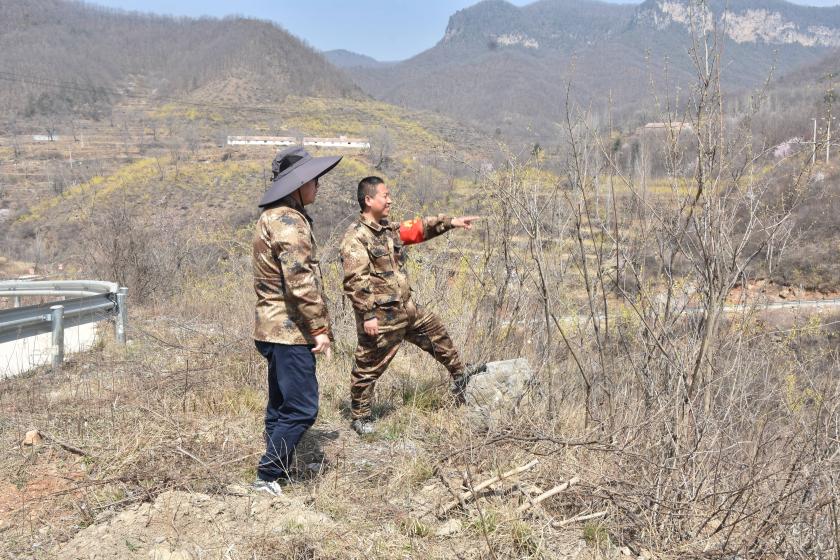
[357,176,384,211]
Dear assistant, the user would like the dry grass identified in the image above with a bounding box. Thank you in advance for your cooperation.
[3,122,839,557]
[0,244,602,558]
[3,233,837,558]
[2,66,839,559]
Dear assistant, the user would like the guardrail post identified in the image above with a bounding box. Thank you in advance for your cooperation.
[13,296,21,308]
[115,287,128,344]
[50,305,64,370]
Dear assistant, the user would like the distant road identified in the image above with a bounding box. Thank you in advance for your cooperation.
[689,297,840,316]
[501,297,840,330]
[550,298,840,326]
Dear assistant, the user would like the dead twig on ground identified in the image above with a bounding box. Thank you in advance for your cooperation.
[439,459,538,515]
[443,435,606,461]
[465,465,499,560]
[40,430,91,457]
[516,476,580,514]
[552,509,608,528]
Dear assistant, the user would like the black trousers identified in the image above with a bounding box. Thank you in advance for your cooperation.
[255,341,318,482]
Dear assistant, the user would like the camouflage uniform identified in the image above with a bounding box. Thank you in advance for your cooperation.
[253,195,332,344]
[340,213,465,420]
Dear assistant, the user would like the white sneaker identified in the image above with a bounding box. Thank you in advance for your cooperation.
[251,479,283,497]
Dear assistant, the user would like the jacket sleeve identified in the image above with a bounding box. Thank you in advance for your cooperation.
[268,214,331,336]
[398,214,454,245]
[340,234,377,321]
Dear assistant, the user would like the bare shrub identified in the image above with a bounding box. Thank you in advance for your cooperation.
[367,125,394,170]
[440,14,838,558]
[77,199,192,303]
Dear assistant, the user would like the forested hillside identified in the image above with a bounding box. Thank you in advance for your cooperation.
[0,0,361,117]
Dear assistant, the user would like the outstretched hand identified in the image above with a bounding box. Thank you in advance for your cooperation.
[452,216,481,230]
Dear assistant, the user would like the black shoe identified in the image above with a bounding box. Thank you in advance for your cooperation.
[452,363,487,403]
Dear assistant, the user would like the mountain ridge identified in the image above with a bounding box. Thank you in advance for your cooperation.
[340,0,840,139]
[323,49,397,69]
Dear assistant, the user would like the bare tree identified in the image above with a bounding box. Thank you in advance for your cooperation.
[368,126,393,170]
[459,6,834,555]
[9,118,21,159]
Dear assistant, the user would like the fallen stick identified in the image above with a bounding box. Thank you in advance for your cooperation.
[552,509,608,528]
[438,472,467,511]
[40,431,90,457]
[440,459,539,514]
[516,476,580,514]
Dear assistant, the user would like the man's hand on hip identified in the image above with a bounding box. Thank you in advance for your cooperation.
[364,318,380,337]
[312,333,332,360]
[452,216,481,230]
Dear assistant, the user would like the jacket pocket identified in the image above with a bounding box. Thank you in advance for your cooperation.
[374,294,406,327]
[367,243,393,274]
[375,294,401,306]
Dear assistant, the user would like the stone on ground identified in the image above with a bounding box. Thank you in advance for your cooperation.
[464,358,534,430]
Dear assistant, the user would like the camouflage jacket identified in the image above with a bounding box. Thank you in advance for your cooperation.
[253,195,332,345]
[340,213,453,331]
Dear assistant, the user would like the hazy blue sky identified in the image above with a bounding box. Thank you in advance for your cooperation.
[89,0,840,60]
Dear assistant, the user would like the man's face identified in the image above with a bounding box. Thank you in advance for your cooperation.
[366,183,392,219]
[298,177,319,206]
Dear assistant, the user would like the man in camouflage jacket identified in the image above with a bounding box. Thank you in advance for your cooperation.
[251,146,340,495]
[340,176,479,435]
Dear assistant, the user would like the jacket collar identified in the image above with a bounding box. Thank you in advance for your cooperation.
[359,212,389,233]
[273,194,313,224]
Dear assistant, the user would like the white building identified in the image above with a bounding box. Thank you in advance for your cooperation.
[226,135,370,149]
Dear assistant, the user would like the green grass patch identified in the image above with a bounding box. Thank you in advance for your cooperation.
[582,521,611,548]
[468,509,498,535]
[400,378,448,412]
[398,517,430,538]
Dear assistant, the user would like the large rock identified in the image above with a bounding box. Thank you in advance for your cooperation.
[464,358,534,430]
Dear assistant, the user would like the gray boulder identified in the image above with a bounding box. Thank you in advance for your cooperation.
[464,358,534,430]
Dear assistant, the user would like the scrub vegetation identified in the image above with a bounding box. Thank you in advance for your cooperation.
[1,2,839,559]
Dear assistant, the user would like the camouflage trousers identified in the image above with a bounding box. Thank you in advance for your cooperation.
[350,303,464,420]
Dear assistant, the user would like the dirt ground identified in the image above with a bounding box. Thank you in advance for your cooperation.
[8,422,606,560]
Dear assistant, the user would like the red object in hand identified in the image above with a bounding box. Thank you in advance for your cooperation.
[399,219,425,245]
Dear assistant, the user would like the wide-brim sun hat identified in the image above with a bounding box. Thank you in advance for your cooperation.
[259,146,342,207]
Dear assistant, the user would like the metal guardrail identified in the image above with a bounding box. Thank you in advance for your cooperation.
[0,280,128,370]
[0,280,119,300]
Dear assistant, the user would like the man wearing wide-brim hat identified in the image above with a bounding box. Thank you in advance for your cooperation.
[251,146,340,496]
